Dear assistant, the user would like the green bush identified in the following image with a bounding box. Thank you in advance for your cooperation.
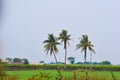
[0,60,18,80]
[4,64,120,71]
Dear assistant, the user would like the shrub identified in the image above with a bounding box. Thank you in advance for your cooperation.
[3,64,120,71]
[0,60,18,80]
[26,72,52,80]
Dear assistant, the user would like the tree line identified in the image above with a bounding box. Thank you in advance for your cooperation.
[5,57,29,64]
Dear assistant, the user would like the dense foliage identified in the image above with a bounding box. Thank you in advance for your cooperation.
[22,59,29,64]
[99,61,111,65]
[4,64,120,71]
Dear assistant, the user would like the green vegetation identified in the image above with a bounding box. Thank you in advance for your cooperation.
[7,70,120,80]
[0,59,6,80]
[0,59,18,80]
[3,64,120,71]
[6,57,29,64]
[99,61,112,65]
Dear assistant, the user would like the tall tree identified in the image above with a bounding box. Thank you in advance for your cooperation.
[88,42,95,71]
[76,35,95,71]
[43,34,62,76]
[59,30,71,70]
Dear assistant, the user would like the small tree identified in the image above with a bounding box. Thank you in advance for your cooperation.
[6,57,13,63]
[22,58,29,64]
[39,61,44,64]
[67,57,75,64]
[13,58,22,63]
[99,61,111,65]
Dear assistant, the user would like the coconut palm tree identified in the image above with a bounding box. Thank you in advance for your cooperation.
[88,41,95,71]
[43,34,62,76]
[76,35,95,71]
[43,34,60,66]
[59,30,71,70]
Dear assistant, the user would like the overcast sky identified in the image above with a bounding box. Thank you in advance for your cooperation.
[0,0,120,64]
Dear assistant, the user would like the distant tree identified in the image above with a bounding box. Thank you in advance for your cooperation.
[92,62,98,65]
[99,61,111,65]
[6,57,13,63]
[67,57,75,64]
[22,58,29,64]
[13,58,22,62]
[85,62,90,64]
[75,62,83,64]
[39,61,44,64]
[50,62,55,64]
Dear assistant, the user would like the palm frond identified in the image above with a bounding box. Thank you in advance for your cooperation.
[76,34,95,54]
[58,29,71,48]
[43,34,59,56]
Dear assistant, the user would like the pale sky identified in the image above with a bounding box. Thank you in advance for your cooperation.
[0,0,120,64]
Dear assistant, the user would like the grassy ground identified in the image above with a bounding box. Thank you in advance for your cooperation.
[7,70,120,80]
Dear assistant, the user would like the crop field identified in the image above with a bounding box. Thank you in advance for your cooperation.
[7,70,120,80]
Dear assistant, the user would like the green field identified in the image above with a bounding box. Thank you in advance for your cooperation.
[7,70,120,80]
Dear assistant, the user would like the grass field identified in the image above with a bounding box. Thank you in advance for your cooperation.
[7,70,120,80]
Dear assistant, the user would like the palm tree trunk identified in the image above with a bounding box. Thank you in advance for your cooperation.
[90,52,92,71]
[64,48,67,70]
[53,52,59,69]
[53,52,62,76]
[84,48,87,71]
